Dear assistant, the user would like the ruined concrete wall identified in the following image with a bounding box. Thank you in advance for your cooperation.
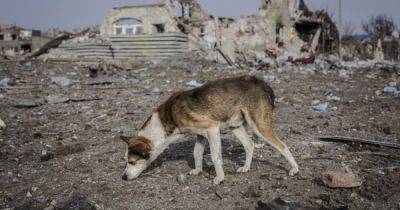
[100,5,180,37]
[195,0,305,63]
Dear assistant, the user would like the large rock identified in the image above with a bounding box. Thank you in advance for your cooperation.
[321,171,361,188]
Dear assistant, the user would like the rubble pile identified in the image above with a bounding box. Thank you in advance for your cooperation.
[0,56,399,209]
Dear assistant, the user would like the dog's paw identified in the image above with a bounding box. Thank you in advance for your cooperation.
[236,166,250,173]
[189,169,202,176]
[289,167,299,176]
[213,176,224,185]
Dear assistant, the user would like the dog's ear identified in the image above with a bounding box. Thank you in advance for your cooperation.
[129,139,152,159]
[120,135,133,144]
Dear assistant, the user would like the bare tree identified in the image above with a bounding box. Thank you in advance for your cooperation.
[362,14,396,43]
[342,21,356,37]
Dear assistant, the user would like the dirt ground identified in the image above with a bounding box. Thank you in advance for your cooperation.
[0,56,399,210]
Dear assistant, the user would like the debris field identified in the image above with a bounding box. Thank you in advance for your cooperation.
[0,55,399,209]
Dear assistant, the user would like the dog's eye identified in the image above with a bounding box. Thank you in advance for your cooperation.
[128,161,136,165]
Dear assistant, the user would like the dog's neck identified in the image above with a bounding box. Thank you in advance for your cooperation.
[138,112,183,163]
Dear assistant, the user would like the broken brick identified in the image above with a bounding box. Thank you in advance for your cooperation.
[321,171,361,188]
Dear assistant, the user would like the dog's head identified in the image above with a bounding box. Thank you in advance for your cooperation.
[120,136,153,180]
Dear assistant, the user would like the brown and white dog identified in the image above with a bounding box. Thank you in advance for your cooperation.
[121,75,299,184]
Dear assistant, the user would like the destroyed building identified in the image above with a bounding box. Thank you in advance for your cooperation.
[42,0,339,63]
[0,26,47,58]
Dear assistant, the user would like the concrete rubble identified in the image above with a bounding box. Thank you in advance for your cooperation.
[31,0,339,65]
[1,51,400,209]
[0,1,399,210]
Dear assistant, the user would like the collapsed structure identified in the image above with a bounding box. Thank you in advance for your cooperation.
[0,26,48,58]
[42,0,339,63]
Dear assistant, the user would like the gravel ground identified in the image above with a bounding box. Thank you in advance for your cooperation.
[0,57,399,210]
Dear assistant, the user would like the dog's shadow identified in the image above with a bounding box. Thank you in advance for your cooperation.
[145,135,285,174]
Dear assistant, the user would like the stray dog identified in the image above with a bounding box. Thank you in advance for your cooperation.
[121,76,299,184]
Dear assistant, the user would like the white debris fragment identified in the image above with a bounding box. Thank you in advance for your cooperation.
[0,118,5,130]
[383,86,398,93]
[186,80,203,88]
[313,103,329,112]
[263,74,277,82]
[152,87,161,93]
[311,100,321,106]
[326,94,341,101]
[339,69,349,78]
[49,76,73,88]
[0,78,12,87]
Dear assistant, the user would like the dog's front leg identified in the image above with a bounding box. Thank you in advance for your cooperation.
[207,125,224,185]
[190,135,207,175]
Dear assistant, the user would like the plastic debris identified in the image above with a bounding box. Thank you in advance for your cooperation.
[326,94,341,101]
[263,74,277,82]
[186,80,203,88]
[383,86,399,94]
[313,103,329,112]
[0,78,12,87]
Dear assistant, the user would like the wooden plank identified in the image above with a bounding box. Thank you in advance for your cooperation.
[318,136,400,149]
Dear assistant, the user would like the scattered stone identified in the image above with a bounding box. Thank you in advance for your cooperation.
[339,69,349,78]
[66,71,78,76]
[0,118,6,130]
[382,127,391,135]
[49,76,73,88]
[24,61,32,67]
[254,143,265,149]
[26,191,32,197]
[41,149,55,162]
[259,173,271,180]
[176,173,186,185]
[186,80,203,88]
[375,90,382,96]
[0,93,5,99]
[377,170,385,176]
[46,94,70,104]
[244,186,262,198]
[43,200,57,210]
[321,171,361,188]
[263,74,277,82]
[152,87,161,93]
[55,144,85,157]
[257,198,311,210]
[33,132,43,139]
[313,103,328,112]
[311,99,321,106]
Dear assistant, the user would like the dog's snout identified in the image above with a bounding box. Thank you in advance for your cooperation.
[122,174,128,181]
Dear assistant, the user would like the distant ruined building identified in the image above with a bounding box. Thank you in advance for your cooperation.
[43,0,339,62]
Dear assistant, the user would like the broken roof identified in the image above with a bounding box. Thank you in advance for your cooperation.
[113,3,165,10]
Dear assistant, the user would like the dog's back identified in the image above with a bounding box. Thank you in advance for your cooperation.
[156,75,275,133]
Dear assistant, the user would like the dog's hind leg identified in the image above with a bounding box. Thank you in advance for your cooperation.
[243,109,299,176]
[207,125,225,185]
[189,135,207,175]
[232,125,254,173]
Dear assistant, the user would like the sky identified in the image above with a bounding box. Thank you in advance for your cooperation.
[0,0,399,33]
